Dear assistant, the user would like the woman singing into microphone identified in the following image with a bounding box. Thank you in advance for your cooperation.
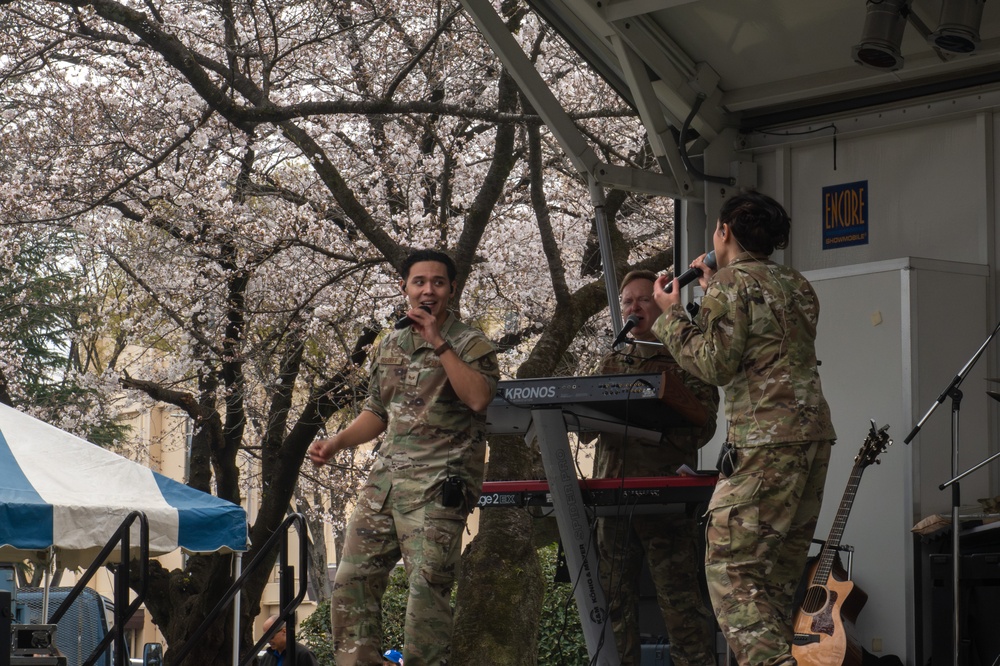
[652,190,836,666]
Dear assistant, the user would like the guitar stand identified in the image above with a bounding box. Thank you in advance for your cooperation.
[810,538,855,578]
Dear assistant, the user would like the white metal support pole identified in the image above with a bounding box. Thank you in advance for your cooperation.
[41,546,54,622]
[232,552,242,666]
[590,179,624,332]
[527,409,620,666]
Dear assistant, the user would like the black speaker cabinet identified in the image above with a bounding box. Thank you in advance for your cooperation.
[928,553,1000,666]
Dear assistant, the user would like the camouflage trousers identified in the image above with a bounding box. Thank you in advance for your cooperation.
[705,440,831,666]
[331,490,469,666]
[597,511,716,666]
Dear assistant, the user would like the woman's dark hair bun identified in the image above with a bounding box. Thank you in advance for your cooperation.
[719,190,790,256]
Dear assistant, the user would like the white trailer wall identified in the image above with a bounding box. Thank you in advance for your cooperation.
[759,113,992,269]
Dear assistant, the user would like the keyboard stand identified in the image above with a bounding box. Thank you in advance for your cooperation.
[527,408,621,666]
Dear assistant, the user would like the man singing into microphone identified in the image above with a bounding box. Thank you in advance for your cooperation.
[596,270,719,666]
[308,249,499,666]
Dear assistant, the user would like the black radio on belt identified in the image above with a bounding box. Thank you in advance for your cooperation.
[716,442,738,477]
[442,476,464,507]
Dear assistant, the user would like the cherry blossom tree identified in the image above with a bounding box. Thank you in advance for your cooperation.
[0,0,675,662]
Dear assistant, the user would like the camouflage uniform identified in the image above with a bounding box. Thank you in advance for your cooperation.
[595,342,719,666]
[653,253,836,666]
[332,313,499,666]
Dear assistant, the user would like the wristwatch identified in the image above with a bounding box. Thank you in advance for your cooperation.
[433,340,453,356]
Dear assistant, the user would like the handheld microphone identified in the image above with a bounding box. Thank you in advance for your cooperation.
[662,250,717,294]
[611,314,640,348]
[394,305,432,329]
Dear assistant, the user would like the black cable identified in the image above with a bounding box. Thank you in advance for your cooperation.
[752,123,837,138]
[679,94,736,187]
[604,499,641,664]
[750,124,838,170]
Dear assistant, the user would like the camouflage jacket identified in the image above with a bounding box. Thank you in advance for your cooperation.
[653,253,836,448]
[362,312,500,513]
[594,341,718,478]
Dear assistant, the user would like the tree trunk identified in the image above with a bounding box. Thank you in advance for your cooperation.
[143,554,238,666]
[299,487,333,605]
[452,494,544,665]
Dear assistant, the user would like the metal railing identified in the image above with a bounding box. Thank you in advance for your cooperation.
[48,511,150,666]
[168,513,308,666]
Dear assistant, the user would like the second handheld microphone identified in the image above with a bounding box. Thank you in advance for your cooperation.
[662,250,717,294]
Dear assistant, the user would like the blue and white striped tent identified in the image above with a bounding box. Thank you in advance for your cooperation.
[0,403,247,566]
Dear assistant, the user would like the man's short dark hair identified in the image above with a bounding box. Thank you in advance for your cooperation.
[400,249,457,282]
[620,269,658,294]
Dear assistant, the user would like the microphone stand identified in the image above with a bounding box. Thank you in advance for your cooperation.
[903,315,1000,666]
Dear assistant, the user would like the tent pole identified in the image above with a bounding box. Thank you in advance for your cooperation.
[41,546,54,622]
[232,552,242,666]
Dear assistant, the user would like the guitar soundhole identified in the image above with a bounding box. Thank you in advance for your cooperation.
[800,585,828,613]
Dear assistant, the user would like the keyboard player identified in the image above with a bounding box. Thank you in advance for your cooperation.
[595,269,719,666]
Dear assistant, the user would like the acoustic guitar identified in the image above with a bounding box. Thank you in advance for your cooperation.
[791,420,892,666]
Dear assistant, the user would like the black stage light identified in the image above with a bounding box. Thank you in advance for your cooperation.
[853,0,910,71]
[929,0,985,54]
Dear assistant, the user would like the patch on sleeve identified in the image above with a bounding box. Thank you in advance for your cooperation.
[460,336,496,363]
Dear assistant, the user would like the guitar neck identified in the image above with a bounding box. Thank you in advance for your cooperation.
[812,462,865,585]
[806,424,891,588]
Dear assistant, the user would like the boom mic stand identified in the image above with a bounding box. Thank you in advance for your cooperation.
[903,315,1000,666]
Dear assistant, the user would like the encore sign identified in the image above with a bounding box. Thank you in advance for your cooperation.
[822,180,869,250]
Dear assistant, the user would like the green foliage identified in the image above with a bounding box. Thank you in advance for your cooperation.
[301,548,586,665]
[298,566,411,664]
[536,543,588,666]
[299,601,335,665]
[0,231,128,447]
[379,565,410,651]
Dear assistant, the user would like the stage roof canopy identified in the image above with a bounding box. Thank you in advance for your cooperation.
[527,0,1000,132]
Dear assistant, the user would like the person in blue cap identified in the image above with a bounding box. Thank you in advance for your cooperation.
[382,649,403,665]
[259,615,319,666]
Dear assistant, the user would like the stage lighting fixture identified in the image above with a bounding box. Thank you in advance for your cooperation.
[852,0,910,71]
[929,0,985,53]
